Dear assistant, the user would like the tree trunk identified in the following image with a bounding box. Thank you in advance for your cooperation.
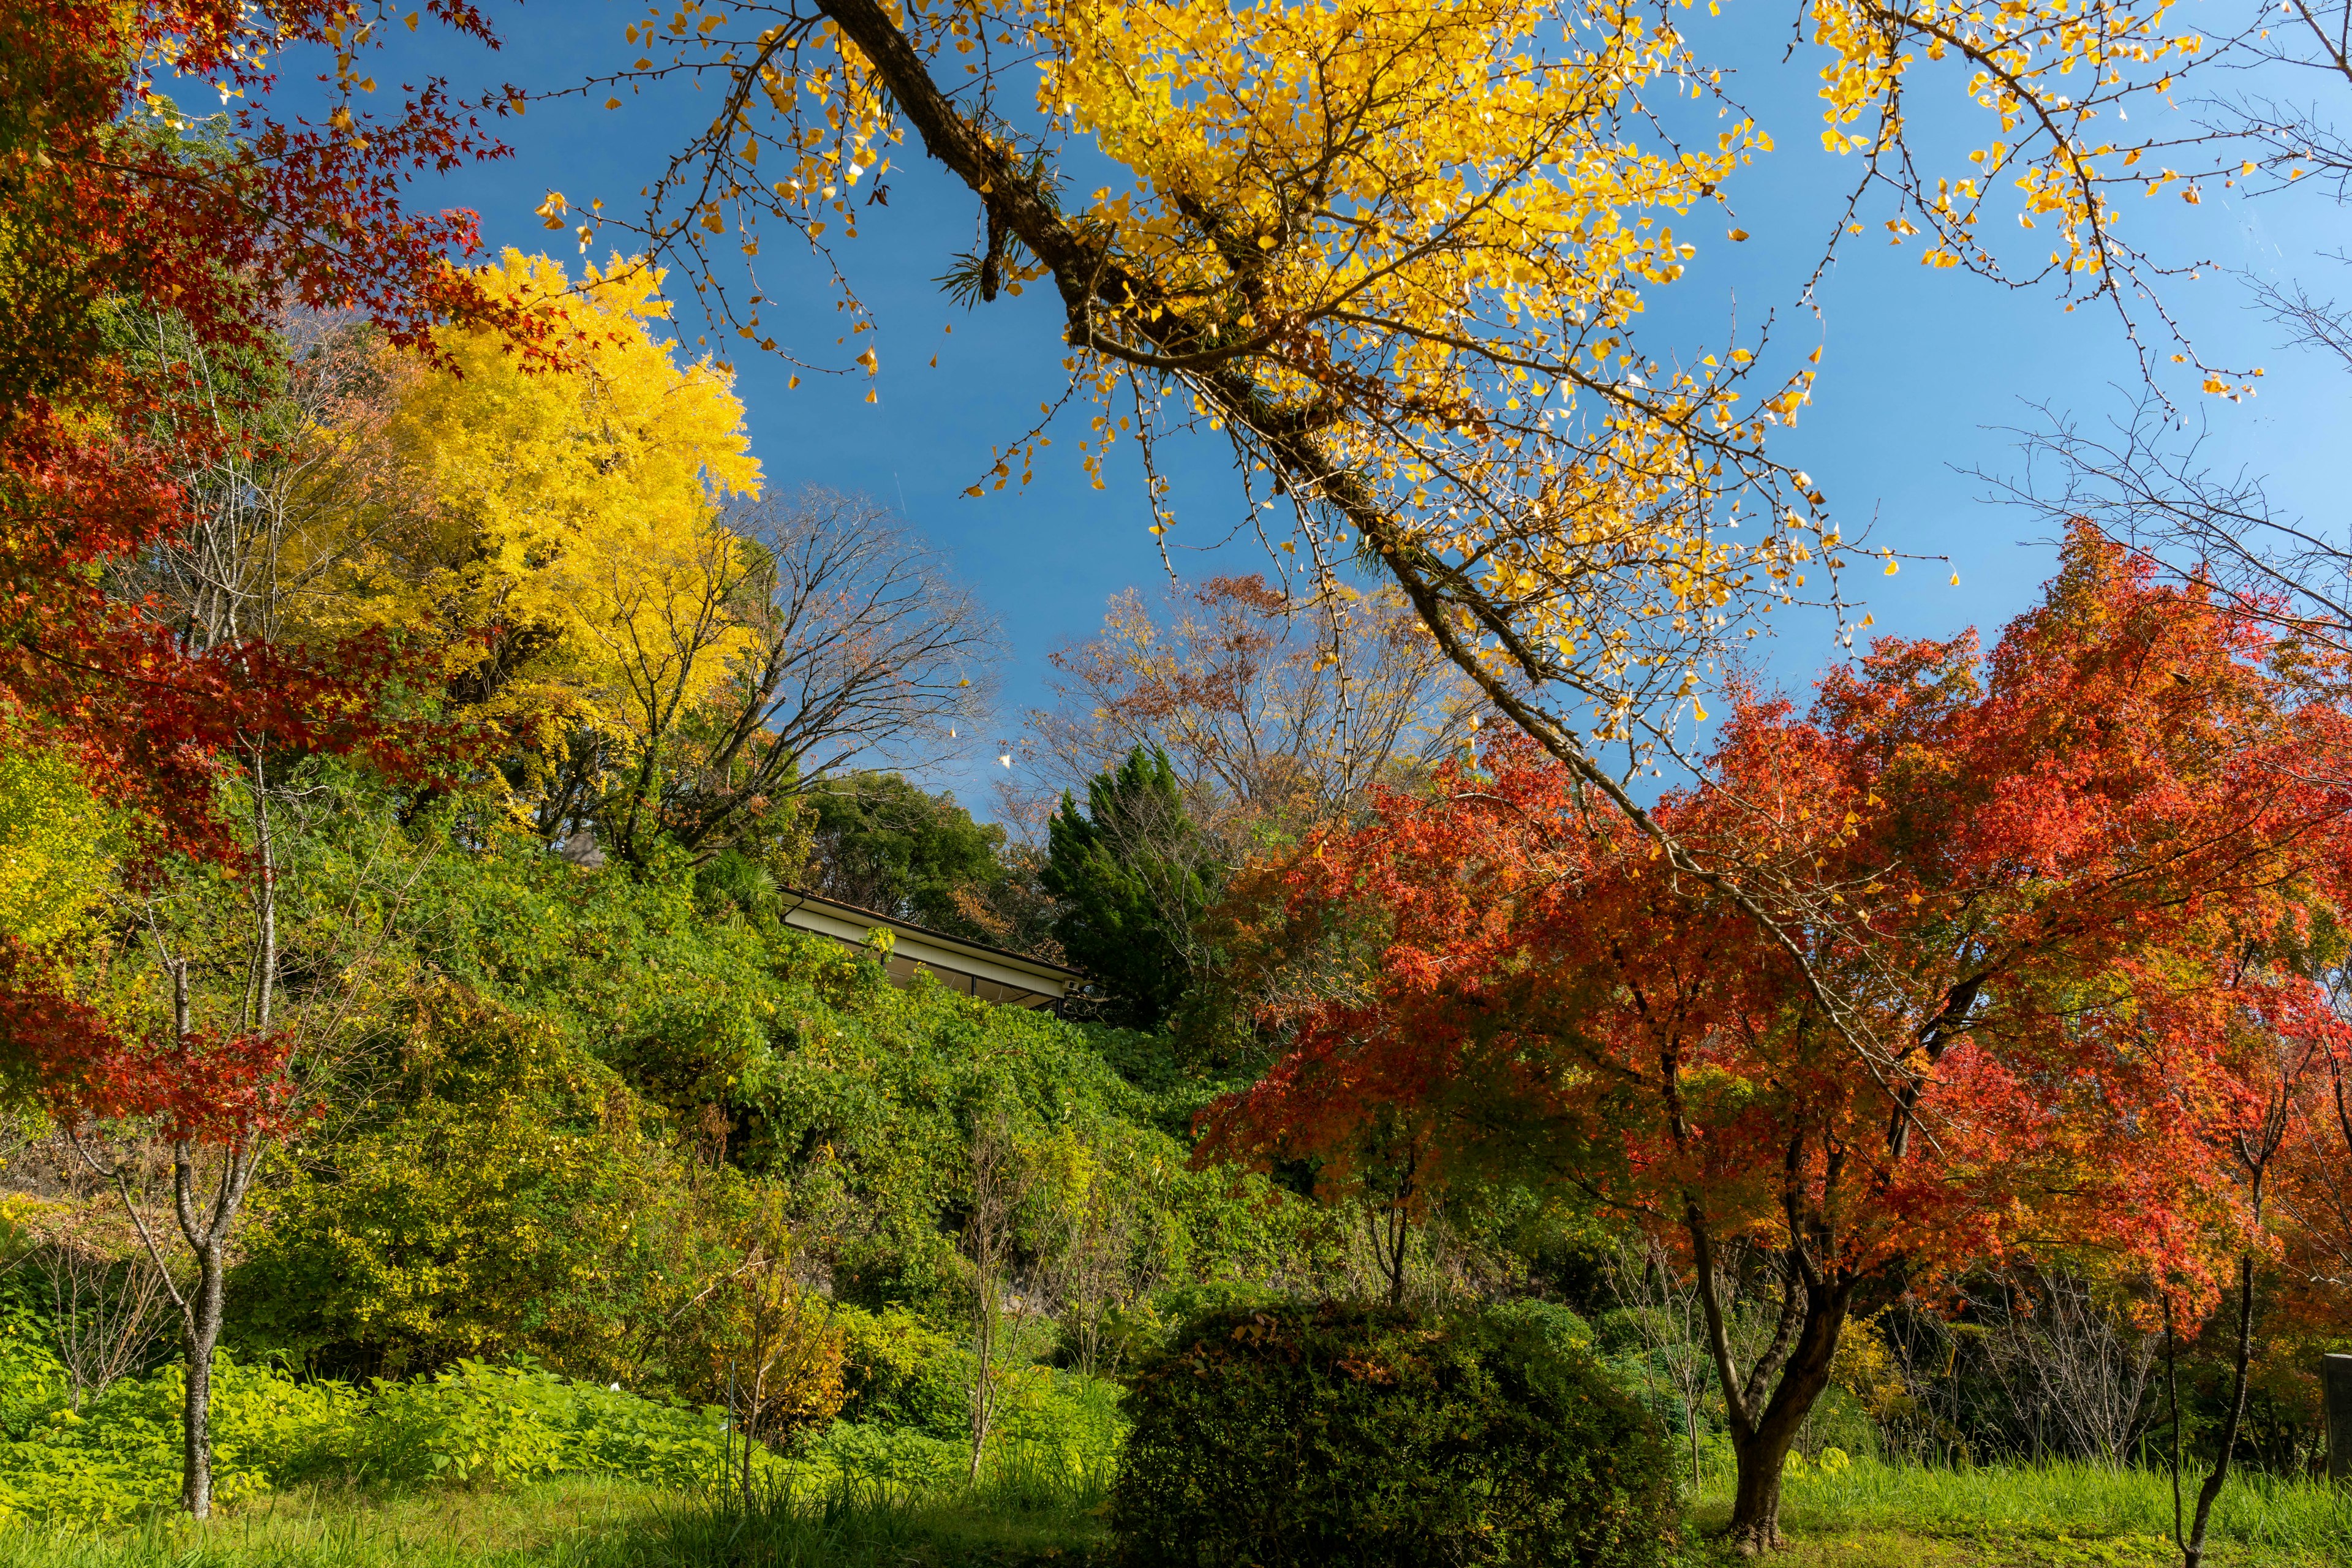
[182,1236,225,1517]
[1722,1286,1851,1554]
[1726,1434,1790,1554]
[2180,1254,2258,1568]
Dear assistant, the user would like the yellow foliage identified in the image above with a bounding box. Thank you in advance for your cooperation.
[299,252,762,761]
[1830,1311,1917,1429]
[0,717,117,952]
[622,0,2221,766]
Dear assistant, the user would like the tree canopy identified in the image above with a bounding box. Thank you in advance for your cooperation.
[1044,748,1215,1031]
[1205,529,2352,1546]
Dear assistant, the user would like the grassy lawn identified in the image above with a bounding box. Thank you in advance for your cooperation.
[0,1478,1107,1568]
[1695,1457,2352,1567]
[0,1462,2342,1567]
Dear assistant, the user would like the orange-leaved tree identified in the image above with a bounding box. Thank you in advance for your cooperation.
[1205,529,2352,1550]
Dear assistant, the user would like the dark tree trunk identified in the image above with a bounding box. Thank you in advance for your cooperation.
[1686,1199,1855,1556]
[2179,1254,2259,1568]
[1722,1286,1850,1553]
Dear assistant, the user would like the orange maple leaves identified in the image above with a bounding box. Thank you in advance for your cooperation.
[1208,527,2352,1313]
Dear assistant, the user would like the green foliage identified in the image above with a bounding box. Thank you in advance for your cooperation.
[0,1354,356,1525]
[984,1365,1126,1510]
[230,990,704,1382]
[0,1350,731,1528]
[834,1305,969,1438]
[219,805,1311,1360]
[1110,1300,1677,1568]
[0,1311,62,1442]
[0,714,119,952]
[744,975,1297,1317]
[334,1362,725,1494]
[1042,748,1210,1031]
[800,773,1028,946]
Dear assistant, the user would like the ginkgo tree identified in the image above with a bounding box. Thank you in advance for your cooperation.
[561,0,2260,1079]
[293,260,1000,867]
[1202,530,2352,1549]
[290,251,766,854]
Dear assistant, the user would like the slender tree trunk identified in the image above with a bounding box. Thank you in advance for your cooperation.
[170,1132,258,1521]
[2180,1254,2259,1568]
[181,1227,226,1517]
[2165,1294,2186,1553]
[170,753,277,1519]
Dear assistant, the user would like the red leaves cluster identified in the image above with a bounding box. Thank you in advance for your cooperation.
[2,0,526,404]
[1,1,520,1137]
[0,946,301,1140]
[2,0,519,843]
[1207,529,2352,1308]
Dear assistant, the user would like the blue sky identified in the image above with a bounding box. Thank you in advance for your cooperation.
[340,2,2350,812]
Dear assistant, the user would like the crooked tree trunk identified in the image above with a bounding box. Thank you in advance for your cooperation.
[2177,1254,2260,1568]
[1722,1286,1851,1553]
[1687,1208,1855,1556]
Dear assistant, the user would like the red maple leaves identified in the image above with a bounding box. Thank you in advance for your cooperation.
[1208,527,2352,1311]
[1,0,520,1131]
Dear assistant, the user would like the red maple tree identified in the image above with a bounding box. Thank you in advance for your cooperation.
[1,1,526,1515]
[2,0,532,853]
[1207,529,2352,1548]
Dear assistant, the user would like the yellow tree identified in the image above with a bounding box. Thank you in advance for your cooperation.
[567,0,2237,930]
[292,251,766,854]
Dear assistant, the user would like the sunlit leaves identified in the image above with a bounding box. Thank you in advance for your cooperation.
[0,718,119,952]
[296,252,763,791]
[1208,529,2352,1322]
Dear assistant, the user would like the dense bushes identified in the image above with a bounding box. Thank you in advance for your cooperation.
[232,992,700,1381]
[0,1336,730,1525]
[1110,1302,1677,1568]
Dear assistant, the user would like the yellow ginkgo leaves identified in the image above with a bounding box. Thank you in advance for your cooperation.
[292,252,762,788]
[620,0,2240,763]
[0,720,119,953]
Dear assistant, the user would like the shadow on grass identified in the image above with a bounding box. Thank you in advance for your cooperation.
[1686,1456,2352,1568]
[647,1468,1106,1568]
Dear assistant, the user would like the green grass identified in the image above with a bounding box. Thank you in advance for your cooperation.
[0,1457,2342,1566]
[1689,1455,2352,1567]
[0,1474,1106,1568]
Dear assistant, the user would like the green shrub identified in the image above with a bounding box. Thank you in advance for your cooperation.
[835,1305,970,1439]
[0,1351,731,1526]
[1109,1301,1677,1568]
[338,1361,726,1491]
[988,1364,1126,1509]
[229,992,703,1382]
[801,1419,970,1492]
[0,1354,356,1525]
